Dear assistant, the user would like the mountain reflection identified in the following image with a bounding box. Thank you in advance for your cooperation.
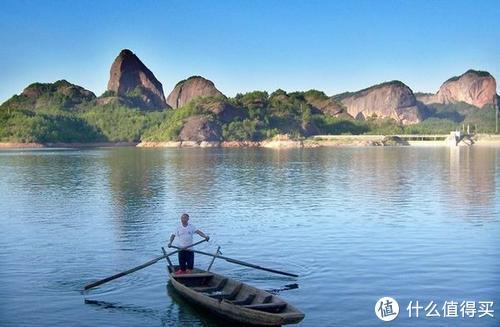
[447,147,497,222]
[167,149,220,208]
[105,148,168,238]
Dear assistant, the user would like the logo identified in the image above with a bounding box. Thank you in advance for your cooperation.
[375,297,400,321]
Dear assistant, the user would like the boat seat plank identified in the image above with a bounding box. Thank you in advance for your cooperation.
[262,295,273,303]
[209,283,242,300]
[173,273,214,279]
[230,293,256,305]
[244,303,287,313]
[191,278,227,293]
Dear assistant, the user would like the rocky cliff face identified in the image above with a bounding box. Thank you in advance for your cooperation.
[335,81,422,124]
[175,98,245,142]
[416,70,497,108]
[194,98,246,123]
[106,49,168,109]
[1,80,95,110]
[167,76,225,109]
[178,115,222,142]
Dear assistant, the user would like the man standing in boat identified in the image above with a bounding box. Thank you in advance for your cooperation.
[168,213,209,274]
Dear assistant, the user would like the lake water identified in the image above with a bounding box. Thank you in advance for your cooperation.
[0,146,499,326]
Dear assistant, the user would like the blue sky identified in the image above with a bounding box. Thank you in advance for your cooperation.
[0,0,499,103]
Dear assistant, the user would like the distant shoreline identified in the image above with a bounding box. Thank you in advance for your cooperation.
[137,134,500,148]
[0,142,138,149]
[2,134,500,150]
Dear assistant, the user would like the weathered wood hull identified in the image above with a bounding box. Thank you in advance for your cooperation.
[169,268,304,326]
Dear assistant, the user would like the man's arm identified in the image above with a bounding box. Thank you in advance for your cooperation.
[196,229,209,241]
[168,234,175,247]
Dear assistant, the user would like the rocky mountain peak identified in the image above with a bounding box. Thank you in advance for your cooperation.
[417,69,497,108]
[436,70,497,108]
[106,49,168,109]
[334,81,422,124]
[1,80,96,111]
[166,76,225,109]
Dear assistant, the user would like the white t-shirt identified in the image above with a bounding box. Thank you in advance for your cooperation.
[173,224,197,247]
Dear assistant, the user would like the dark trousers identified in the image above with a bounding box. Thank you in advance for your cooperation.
[178,250,194,271]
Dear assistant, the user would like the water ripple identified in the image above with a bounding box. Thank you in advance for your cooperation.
[0,147,499,326]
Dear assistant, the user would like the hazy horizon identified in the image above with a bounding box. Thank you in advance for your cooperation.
[1,0,499,104]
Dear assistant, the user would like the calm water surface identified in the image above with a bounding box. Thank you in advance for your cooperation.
[0,147,499,326]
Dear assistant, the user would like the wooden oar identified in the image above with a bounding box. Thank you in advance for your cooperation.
[207,246,221,272]
[161,246,174,273]
[170,246,298,277]
[84,239,208,290]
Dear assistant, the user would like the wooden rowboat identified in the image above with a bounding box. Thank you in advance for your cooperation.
[83,241,303,325]
[169,267,305,326]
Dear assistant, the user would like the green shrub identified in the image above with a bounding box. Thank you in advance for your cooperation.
[403,118,458,134]
[222,119,260,141]
[81,104,166,142]
[0,109,103,143]
[463,105,497,133]
[311,115,369,135]
[141,102,205,141]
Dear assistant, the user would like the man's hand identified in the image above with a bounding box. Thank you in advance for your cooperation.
[205,235,210,241]
[168,242,172,248]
